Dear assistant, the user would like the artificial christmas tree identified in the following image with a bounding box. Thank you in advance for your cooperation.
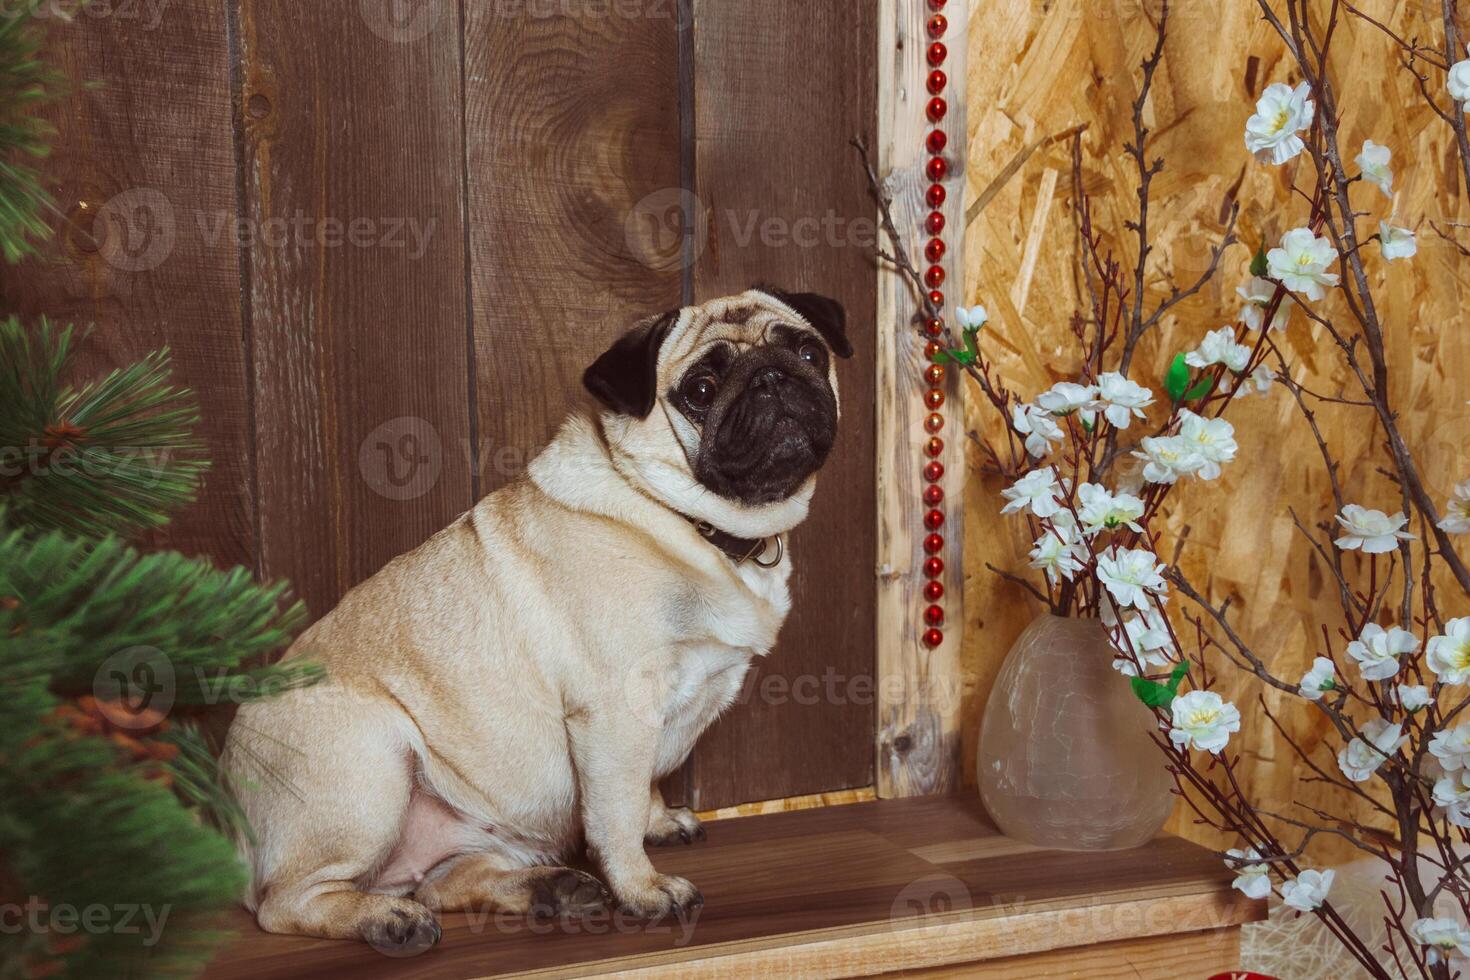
[0,6,313,977]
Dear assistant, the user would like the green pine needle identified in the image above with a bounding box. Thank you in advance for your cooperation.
[0,317,208,538]
[0,522,314,977]
[0,1,66,262]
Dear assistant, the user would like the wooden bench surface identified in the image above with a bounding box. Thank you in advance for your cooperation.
[205,794,1261,979]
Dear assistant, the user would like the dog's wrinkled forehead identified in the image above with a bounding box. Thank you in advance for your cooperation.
[657,293,802,375]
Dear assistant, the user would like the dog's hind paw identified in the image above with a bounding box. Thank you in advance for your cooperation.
[363,900,441,957]
[527,867,610,919]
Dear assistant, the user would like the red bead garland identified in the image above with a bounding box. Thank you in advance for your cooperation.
[919,7,951,650]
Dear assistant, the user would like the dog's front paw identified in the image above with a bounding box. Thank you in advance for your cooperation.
[614,873,704,919]
[645,805,706,846]
[362,899,441,957]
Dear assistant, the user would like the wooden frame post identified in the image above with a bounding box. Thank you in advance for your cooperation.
[875,0,967,797]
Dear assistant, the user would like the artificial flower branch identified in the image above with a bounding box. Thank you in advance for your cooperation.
[904,0,1470,974]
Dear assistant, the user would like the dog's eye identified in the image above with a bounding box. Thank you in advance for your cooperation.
[684,374,718,411]
[798,342,827,368]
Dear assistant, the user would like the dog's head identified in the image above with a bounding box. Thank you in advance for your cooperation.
[584,287,851,535]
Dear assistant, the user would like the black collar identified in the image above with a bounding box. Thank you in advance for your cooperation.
[687,518,784,567]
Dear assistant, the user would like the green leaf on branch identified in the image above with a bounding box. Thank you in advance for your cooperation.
[1164,353,1190,402]
[1249,244,1269,278]
[1130,661,1190,709]
[931,326,981,368]
[1182,375,1215,401]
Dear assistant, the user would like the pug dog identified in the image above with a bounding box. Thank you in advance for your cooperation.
[221,287,850,950]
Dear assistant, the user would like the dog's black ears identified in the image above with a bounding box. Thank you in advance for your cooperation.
[583,310,678,418]
[756,286,853,359]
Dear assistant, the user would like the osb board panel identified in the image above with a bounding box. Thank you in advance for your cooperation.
[959,0,1470,859]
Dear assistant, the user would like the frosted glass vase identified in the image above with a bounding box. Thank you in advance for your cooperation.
[978,614,1174,850]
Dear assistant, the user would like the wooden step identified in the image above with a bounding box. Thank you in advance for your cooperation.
[205,794,1262,979]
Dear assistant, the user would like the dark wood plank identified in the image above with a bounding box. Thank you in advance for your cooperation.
[204,795,1253,980]
[235,0,474,618]
[0,5,253,568]
[685,0,879,808]
[464,4,683,497]
[463,0,685,801]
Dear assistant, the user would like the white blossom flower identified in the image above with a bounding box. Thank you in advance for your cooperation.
[1337,719,1407,782]
[1012,403,1065,459]
[1280,869,1334,912]
[1430,723,1470,772]
[1036,381,1098,421]
[1267,227,1340,301]
[1433,774,1470,829]
[1168,690,1242,754]
[1001,467,1066,519]
[1233,364,1276,398]
[1297,656,1336,700]
[1244,81,1315,165]
[1449,46,1470,103]
[1076,483,1145,536]
[1027,522,1086,585]
[1236,276,1294,332]
[955,305,989,330]
[1134,435,1205,485]
[1398,684,1432,712]
[1355,140,1393,197]
[1379,221,1417,261]
[1175,410,1238,480]
[1334,504,1415,554]
[1096,546,1168,610]
[1410,917,1470,965]
[1226,848,1273,900]
[1345,623,1419,682]
[1093,372,1154,430]
[1102,595,1173,675]
[1439,481,1470,534]
[1429,619,1470,685]
[1185,326,1252,373]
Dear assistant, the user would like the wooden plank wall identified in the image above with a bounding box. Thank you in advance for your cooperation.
[233,0,476,620]
[1,2,253,568]
[684,0,878,809]
[874,0,967,797]
[0,0,877,812]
